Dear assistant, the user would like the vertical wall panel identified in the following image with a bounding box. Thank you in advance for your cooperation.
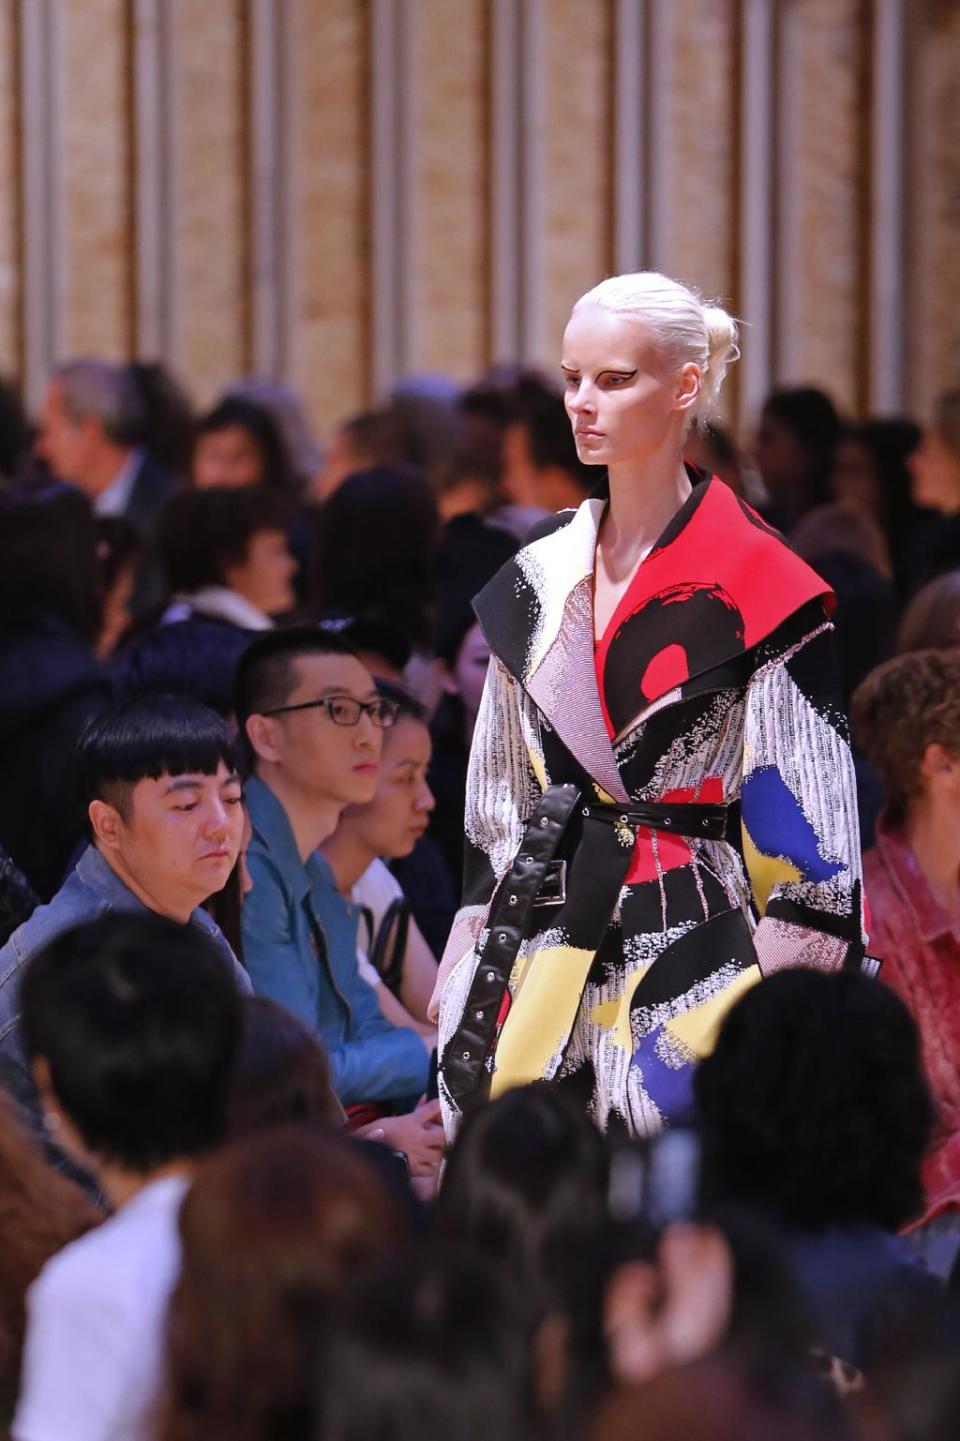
[907,0,960,421]
[535,0,612,366]
[170,0,245,405]
[132,0,177,359]
[738,0,776,429]
[405,0,486,378]
[0,0,18,376]
[19,0,64,410]
[61,0,130,358]
[774,0,864,411]
[292,0,367,436]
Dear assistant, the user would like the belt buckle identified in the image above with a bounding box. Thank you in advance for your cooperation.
[533,859,567,908]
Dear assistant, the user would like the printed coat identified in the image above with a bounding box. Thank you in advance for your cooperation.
[437,476,866,1138]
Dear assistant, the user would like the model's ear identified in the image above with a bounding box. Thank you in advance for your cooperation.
[673,362,703,414]
[88,797,124,851]
[245,712,283,765]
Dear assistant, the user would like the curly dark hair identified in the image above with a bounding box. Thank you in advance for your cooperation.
[694,969,932,1233]
[851,649,960,825]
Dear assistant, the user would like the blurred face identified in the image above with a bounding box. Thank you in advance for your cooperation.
[561,306,698,469]
[37,380,101,490]
[193,425,265,489]
[223,529,297,616]
[830,439,880,517]
[501,422,540,507]
[908,429,960,514]
[257,653,384,807]
[752,410,808,505]
[452,623,490,723]
[344,717,434,860]
[92,762,244,919]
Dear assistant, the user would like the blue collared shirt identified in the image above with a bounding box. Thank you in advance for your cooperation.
[0,843,250,1064]
[241,775,429,1106]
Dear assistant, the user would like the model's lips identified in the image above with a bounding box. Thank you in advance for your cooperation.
[575,427,604,439]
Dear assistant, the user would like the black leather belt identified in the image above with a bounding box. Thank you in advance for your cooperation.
[579,798,730,842]
[440,785,731,1106]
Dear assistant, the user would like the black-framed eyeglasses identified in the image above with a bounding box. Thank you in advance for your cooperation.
[261,695,400,728]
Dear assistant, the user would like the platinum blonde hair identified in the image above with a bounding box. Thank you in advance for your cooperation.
[572,271,740,420]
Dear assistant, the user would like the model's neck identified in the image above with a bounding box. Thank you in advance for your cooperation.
[600,453,692,576]
[320,821,376,896]
[904,798,960,920]
[97,1156,197,1211]
[95,844,195,925]
[255,765,342,861]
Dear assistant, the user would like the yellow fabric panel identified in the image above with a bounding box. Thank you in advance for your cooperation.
[490,942,595,1096]
[663,963,763,1058]
[741,822,802,915]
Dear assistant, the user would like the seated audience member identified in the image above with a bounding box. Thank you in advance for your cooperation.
[114,487,297,714]
[0,1090,101,1425]
[126,361,195,478]
[0,483,112,900]
[695,970,939,1375]
[315,1252,535,1441]
[684,419,746,497]
[314,408,403,500]
[435,1084,609,1429]
[897,570,960,653]
[320,683,438,1043]
[94,516,142,658]
[191,395,295,493]
[752,386,843,531]
[906,390,960,591]
[236,631,440,1178]
[35,357,175,613]
[0,846,38,951]
[13,912,242,1441]
[227,994,344,1136]
[226,376,323,494]
[853,651,960,1229]
[313,467,439,648]
[502,372,593,517]
[0,374,29,481]
[828,417,929,597]
[159,1126,413,1441]
[0,692,249,1077]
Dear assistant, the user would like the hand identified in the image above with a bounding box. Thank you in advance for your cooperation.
[359,1098,445,1179]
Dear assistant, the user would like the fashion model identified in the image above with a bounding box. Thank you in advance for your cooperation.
[431,272,865,1139]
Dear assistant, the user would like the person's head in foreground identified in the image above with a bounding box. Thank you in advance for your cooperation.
[227,995,345,1137]
[561,271,739,477]
[20,913,241,1194]
[313,1250,535,1441]
[158,1125,410,1441]
[695,969,932,1234]
[75,693,244,922]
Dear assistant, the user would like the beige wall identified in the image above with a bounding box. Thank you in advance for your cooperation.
[0,0,957,440]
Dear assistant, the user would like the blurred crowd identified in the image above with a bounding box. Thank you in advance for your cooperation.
[0,356,959,1439]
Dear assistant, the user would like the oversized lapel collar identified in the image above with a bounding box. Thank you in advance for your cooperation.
[474,494,629,802]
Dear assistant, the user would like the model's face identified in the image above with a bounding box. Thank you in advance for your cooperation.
[345,717,434,860]
[193,426,265,489]
[100,763,244,911]
[452,623,491,723]
[36,381,99,490]
[258,653,383,807]
[561,306,694,468]
[222,528,298,616]
[908,429,960,514]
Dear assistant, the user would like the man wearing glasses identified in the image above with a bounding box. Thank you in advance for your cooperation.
[235,630,441,1178]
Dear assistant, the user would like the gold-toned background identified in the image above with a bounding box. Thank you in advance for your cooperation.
[0,0,957,438]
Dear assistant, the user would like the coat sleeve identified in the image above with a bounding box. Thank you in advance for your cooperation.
[741,611,866,976]
[431,657,542,1021]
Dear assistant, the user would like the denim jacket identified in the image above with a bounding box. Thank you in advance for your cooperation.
[241,775,429,1106]
[0,844,250,1065]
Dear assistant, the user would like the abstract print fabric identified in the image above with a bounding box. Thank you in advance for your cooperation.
[437,477,866,1139]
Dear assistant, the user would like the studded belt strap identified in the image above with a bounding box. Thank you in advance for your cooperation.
[440,783,582,1106]
[578,798,730,842]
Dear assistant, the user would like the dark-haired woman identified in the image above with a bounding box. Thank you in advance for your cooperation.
[0,482,112,898]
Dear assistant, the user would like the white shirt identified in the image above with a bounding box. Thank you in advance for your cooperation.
[352,858,405,989]
[93,449,143,519]
[13,1173,190,1441]
[162,585,274,631]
